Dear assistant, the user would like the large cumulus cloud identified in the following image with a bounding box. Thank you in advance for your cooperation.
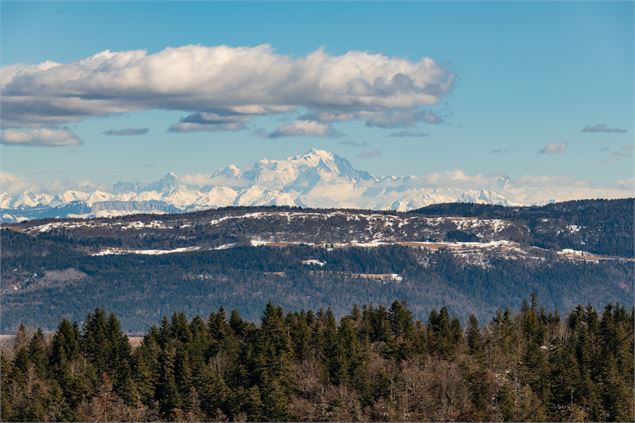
[0,44,455,136]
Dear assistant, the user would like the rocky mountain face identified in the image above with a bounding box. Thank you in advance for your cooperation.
[2,149,530,222]
[2,199,633,331]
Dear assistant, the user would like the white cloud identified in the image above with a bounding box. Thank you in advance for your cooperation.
[508,175,633,203]
[0,171,101,194]
[0,127,82,147]
[176,173,214,186]
[419,170,498,188]
[538,142,567,154]
[615,178,635,191]
[0,45,454,133]
[0,171,30,193]
[268,120,341,138]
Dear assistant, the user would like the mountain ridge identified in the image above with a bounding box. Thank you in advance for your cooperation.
[2,198,632,331]
[2,149,631,222]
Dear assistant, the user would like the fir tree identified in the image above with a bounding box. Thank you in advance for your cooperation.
[156,345,182,419]
[466,314,483,356]
[27,329,48,377]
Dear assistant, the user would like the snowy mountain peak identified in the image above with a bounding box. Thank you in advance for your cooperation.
[226,164,240,176]
[458,190,512,206]
[6,149,615,224]
[212,164,241,178]
[295,148,336,164]
[146,172,179,193]
[241,149,373,188]
[497,175,512,189]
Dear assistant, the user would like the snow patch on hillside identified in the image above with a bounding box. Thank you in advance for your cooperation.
[91,246,201,256]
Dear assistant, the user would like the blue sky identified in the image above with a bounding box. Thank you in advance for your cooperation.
[1,1,633,188]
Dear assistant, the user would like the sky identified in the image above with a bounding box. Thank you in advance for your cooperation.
[1,1,633,194]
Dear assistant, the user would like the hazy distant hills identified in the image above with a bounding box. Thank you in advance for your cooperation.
[2,198,633,332]
[2,149,618,223]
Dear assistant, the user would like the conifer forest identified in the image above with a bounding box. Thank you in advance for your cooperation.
[1,298,633,422]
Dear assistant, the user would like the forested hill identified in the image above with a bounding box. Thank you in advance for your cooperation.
[1,300,633,422]
[411,198,635,257]
[2,198,634,332]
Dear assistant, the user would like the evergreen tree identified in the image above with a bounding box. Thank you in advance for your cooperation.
[255,303,293,420]
[428,307,460,358]
[27,329,48,377]
[134,326,161,405]
[598,355,631,421]
[156,345,182,419]
[322,309,341,385]
[466,314,483,356]
[548,344,580,420]
[82,308,111,375]
[50,319,81,367]
[198,363,230,419]
[208,307,228,357]
[1,298,633,422]
[0,352,13,421]
[387,301,416,360]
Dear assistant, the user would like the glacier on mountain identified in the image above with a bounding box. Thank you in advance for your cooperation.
[0,148,627,222]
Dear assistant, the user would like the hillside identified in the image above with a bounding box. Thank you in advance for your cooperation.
[1,199,633,332]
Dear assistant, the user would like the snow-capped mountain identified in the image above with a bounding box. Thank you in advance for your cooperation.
[0,148,604,222]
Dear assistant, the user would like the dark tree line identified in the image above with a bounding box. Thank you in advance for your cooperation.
[1,297,633,421]
[4,237,632,332]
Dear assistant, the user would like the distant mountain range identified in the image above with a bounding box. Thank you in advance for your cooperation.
[0,149,627,222]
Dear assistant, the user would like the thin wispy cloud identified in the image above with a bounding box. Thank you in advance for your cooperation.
[268,120,341,138]
[365,109,443,128]
[358,149,382,159]
[598,145,633,158]
[491,149,508,154]
[340,140,369,147]
[616,178,635,191]
[103,128,149,136]
[0,127,82,147]
[538,142,567,154]
[581,124,628,133]
[388,130,430,138]
[251,129,269,139]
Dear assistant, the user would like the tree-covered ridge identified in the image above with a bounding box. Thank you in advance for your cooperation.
[2,299,633,422]
[411,198,635,257]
